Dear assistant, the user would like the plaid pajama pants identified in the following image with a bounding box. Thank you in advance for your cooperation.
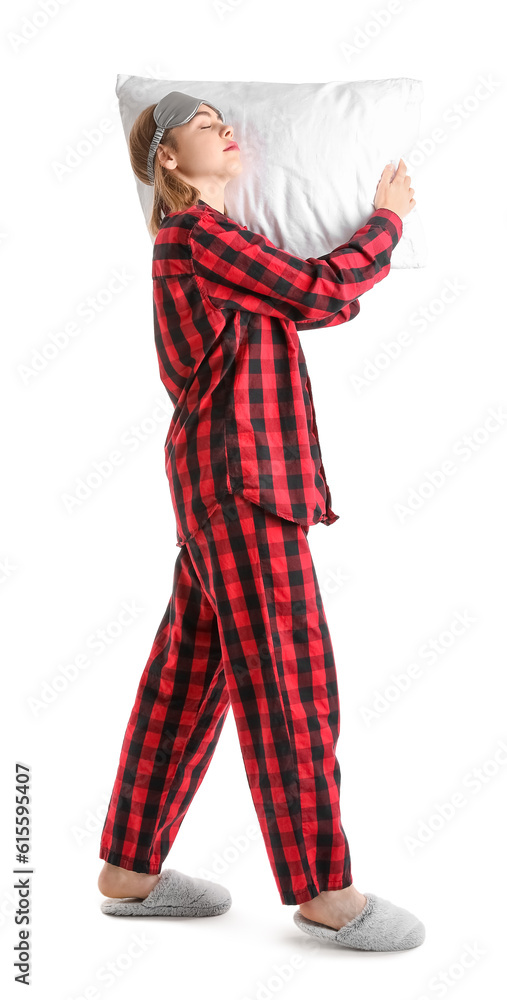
[99,492,352,905]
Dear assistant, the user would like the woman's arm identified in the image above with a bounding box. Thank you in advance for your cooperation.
[189,207,402,327]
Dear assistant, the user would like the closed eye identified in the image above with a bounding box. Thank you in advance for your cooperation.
[201,125,211,129]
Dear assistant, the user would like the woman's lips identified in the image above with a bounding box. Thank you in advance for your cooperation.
[224,142,239,151]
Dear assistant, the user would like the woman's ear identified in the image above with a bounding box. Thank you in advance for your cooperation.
[157,145,177,171]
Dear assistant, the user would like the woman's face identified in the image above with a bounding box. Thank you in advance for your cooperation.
[157,102,242,189]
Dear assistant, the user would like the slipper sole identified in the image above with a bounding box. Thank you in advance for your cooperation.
[100,897,231,917]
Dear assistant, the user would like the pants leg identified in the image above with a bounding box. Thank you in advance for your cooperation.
[184,493,352,905]
[99,491,352,905]
[99,543,231,874]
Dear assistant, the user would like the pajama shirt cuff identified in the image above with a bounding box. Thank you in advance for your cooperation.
[368,207,404,244]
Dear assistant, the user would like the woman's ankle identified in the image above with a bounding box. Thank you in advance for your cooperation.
[100,861,154,878]
[98,862,161,898]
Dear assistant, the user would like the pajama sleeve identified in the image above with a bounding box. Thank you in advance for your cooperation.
[190,208,403,328]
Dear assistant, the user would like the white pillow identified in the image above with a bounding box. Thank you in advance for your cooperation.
[117,74,426,268]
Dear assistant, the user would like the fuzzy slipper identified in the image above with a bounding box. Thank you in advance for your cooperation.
[293,892,425,951]
[100,868,231,918]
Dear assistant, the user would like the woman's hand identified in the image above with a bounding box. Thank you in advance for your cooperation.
[374,157,416,219]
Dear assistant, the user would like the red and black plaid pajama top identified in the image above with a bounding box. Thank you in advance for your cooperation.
[152,200,403,546]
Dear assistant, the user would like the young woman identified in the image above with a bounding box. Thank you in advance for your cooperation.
[97,91,424,951]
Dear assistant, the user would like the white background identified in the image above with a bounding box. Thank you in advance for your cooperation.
[1,0,506,997]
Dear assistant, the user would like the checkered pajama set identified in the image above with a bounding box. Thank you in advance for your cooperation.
[99,200,403,904]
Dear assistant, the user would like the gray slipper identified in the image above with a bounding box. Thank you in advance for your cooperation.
[100,868,231,918]
[293,892,425,951]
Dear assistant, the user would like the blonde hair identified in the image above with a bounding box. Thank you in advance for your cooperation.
[128,104,199,237]
[128,104,228,237]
